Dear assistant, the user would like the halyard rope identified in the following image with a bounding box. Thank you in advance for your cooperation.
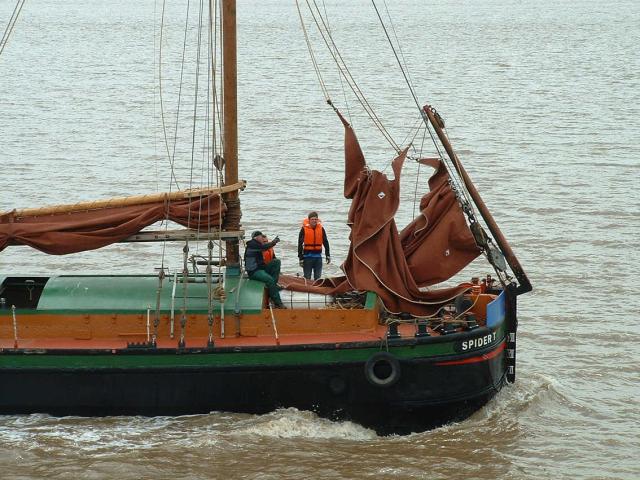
[0,0,27,59]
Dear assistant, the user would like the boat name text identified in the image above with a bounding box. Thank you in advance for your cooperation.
[460,332,497,351]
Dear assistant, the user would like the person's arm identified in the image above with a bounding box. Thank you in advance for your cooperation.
[298,228,305,259]
[323,227,330,263]
[262,239,279,250]
[251,238,279,251]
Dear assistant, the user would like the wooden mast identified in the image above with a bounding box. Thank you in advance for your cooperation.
[221,0,240,266]
[423,105,532,294]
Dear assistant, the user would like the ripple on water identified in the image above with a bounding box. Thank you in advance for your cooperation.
[1,0,640,478]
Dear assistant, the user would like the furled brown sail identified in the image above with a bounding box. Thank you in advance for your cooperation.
[0,194,225,254]
[400,158,480,286]
[280,114,480,316]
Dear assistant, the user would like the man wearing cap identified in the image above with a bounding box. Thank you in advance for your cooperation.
[244,231,285,308]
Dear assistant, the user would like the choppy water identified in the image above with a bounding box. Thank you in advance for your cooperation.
[1,0,639,478]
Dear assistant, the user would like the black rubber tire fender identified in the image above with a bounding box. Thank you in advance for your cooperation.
[364,352,401,388]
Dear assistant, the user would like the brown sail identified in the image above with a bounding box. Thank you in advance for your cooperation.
[0,194,225,255]
[400,157,480,286]
[280,114,479,316]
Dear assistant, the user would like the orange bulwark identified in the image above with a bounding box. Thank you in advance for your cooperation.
[0,274,496,351]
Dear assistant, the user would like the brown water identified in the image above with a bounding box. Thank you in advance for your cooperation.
[1,0,639,478]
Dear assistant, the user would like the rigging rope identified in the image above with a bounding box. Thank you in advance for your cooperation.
[411,126,428,218]
[370,1,478,222]
[187,0,207,240]
[369,0,516,284]
[295,0,330,103]
[321,0,352,122]
[169,0,193,190]
[155,0,170,272]
[211,0,225,283]
[298,0,401,153]
[371,1,421,114]
[0,0,26,59]
[158,0,181,191]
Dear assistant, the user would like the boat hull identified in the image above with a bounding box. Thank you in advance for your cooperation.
[0,337,507,435]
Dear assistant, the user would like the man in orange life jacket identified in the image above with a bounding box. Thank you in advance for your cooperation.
[298,211,331,280]
[244,231,285,308]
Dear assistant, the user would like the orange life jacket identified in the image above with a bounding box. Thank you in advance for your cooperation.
[302,218,323,252]
[262,247,275,264]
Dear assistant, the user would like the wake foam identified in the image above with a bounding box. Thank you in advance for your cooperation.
[229,408,376,440]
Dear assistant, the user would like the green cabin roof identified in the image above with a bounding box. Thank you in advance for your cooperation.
[36,274,265,314]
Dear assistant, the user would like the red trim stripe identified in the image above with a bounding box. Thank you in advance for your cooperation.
[435,341,506,366]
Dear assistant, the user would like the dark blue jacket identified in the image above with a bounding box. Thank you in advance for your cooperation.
[244,238,278,274]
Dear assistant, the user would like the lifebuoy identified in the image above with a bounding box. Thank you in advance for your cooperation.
[364,352,401,387]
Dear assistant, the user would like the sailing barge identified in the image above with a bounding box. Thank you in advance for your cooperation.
[0,270,521,435]
[0,1,531,435]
